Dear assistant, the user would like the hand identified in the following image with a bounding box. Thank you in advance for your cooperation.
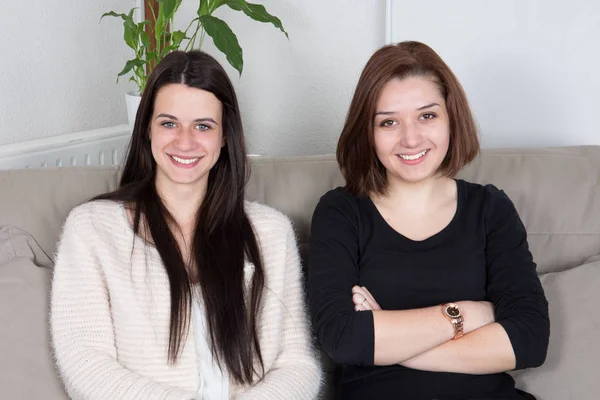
[458,300,495,334]
[352,285,382,311]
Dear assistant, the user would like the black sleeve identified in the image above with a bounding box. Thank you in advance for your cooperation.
[307,189,375,366]
[484,185,550,370]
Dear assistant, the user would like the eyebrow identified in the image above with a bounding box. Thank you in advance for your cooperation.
[156,113,218,125]
[374,102,440,116]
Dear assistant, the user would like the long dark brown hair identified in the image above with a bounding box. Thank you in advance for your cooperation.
[94,51,264,384]
[337,41,480,196]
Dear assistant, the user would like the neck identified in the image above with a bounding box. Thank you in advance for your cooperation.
[155,177,207,230]
[376,174,451,211]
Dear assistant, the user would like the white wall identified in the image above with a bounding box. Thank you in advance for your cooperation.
[388,0,600,148]
[175,0,385,155]
[0,1,385,156]
[0,1,138,147]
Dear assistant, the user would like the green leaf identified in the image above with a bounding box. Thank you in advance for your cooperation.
[123,19,139,51]
[117,58,147,79]
[141,31,151,49]
[199,15,243,75]
[100,11,130,23]
[225,0,288,39]
[157,0,182,21]
[137,20,152,28]
[161,44,180,56]
[155,11,166,41]
[197,0,210,16]
[146,51,157,62]
[208,0,229,14]
[171,30,187,47]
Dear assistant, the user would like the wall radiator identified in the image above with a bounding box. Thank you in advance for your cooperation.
[0,126,131,170]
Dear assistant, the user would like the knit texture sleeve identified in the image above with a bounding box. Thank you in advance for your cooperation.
[237,217,322,400]
[50,205,197,400]
[307,189,375,366]
[483,186,550,370]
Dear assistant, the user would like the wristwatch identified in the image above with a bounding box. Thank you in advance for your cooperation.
[442,303,464,340]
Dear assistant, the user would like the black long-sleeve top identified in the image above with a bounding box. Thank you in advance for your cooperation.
[307,180,550,400]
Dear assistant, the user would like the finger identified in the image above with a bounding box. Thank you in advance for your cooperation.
[360,286,382,310]
[351,285,363,294]
[352,292,366,306]
[352,286,370,298]
[354,288,378,310]
[360,286,379,305]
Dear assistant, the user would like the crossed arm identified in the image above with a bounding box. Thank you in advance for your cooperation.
[308,188,549,374]
[352,285,516,374]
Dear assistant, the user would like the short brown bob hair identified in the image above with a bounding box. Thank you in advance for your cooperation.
[336,41,480,196]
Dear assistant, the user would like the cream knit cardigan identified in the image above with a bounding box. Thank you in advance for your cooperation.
[50,200,322,400]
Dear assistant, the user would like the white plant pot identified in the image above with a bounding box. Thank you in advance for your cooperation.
[125,91,142,133]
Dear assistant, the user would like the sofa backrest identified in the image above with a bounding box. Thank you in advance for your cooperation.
[1,146,599,273]
[246,146,600,274]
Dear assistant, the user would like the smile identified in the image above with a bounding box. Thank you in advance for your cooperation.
[397,149,429,161]
[170,155,199,165]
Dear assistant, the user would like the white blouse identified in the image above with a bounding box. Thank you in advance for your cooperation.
[192,295,230,400]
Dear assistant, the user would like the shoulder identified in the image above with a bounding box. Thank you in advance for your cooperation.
[244,201,294,239]
[57,200,130,258]
[63,200,127,235]
[313,186,361,219]
[458,179,515,212]
[459,180,522,232]
[317,186,359,208]
[66,199,123,222]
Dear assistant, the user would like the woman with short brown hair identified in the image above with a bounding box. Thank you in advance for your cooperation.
[308,41,549,400]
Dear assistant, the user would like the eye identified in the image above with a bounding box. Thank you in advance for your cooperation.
[195,123,210,131]
[380,119,397,127]
[420,113,436,120]
[161,121,176,129]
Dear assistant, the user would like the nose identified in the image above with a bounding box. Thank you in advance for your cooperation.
[400,121,422,148]
[174,127,197,151]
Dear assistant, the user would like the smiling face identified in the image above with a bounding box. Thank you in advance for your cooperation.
[373,75,450,185]
[150,83,224,195]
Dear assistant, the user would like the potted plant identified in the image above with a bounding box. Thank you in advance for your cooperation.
[102,0,288,131]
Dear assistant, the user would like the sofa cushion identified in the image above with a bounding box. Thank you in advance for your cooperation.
[457,146,600,274]
[0,225,53,267]
[510,258,600,398]
[0,226,67,399]
[0,167,120,258]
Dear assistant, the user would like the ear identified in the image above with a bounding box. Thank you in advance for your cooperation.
[221,135,226,148]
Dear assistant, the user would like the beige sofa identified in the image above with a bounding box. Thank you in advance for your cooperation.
[1,146,599,400]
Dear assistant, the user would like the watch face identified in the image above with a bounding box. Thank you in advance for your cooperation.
[446,305,461,318]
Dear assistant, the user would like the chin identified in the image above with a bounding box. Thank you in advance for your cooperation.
[393,169,438,184]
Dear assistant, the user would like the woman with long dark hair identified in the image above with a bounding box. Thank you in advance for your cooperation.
[51,50,321,399]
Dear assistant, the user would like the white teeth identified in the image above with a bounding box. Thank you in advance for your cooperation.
[171,155,199,164]
[398,150,428,161]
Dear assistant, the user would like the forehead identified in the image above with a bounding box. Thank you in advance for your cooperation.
[153,84,222,115]
[377,75,444,108]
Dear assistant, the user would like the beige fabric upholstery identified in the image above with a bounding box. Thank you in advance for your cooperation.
[0,226,67,399]
[1,145,599,399]
[0,167,119,257]
[457,146,600,274]
[510,258,600,399]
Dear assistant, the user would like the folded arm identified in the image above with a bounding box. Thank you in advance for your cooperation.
[309,192,493,366]
[355,187,550,373]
